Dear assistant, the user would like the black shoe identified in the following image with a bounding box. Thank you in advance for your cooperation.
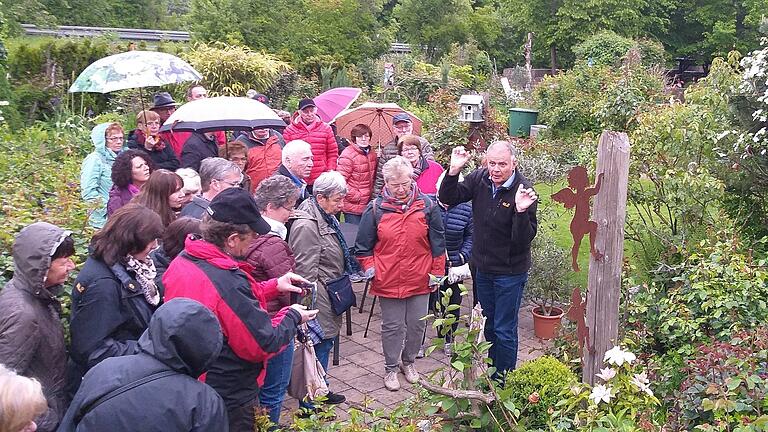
[296,406,320,418]
[324,392,346,405]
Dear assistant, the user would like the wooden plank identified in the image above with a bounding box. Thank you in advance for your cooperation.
[583,131,631,385]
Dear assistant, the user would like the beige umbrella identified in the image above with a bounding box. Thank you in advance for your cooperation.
[332,102,422,150]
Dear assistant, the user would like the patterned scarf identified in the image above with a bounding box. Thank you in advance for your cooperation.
[124,254,160,306]
[411,157,428,180]
[310,196,355,275]
[382,180,420,210]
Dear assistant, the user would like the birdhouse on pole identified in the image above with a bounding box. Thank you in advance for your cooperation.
[458,94,484,122]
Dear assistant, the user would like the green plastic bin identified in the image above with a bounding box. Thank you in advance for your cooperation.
[508,108,539,137]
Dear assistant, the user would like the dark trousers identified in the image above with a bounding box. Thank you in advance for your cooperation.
[228,397,260,432]
[475,271,528,376]
[429,281,464,341]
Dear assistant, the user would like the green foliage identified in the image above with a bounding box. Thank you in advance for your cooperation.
[628,232,768,354]
[393,0,473,62]
[0,115,95,287]
[534,63,665,138]
[671,327,768,430]
[188,0,390,66]
[626,57,740,261]
[182,43,292,96]
[505,356,577,428]
[525,233,571,316]
[551,346,660,431]
[573,31,667,68]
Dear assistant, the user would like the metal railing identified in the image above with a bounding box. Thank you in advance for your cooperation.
[21,24,191,42]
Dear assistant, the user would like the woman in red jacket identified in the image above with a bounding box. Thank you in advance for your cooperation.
[354,156,446,392]
[337,124,377,224]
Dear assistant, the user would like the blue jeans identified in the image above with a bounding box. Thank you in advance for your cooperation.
[259,342,294,425]
[299,337,334,410]
[475,271,528,376]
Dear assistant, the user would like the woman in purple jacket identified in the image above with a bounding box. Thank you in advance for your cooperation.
[107,150,153,216]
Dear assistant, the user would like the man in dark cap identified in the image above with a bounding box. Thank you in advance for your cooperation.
[152,92,190,157]
[163,187,318,432]
[282,98,338,187]
[373,112,435,196]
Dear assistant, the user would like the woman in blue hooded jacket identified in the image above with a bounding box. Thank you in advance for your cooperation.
[80,122,126,228]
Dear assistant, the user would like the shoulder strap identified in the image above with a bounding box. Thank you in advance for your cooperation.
[75,370,175,424]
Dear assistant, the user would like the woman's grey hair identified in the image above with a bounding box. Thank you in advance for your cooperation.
[312,171,347,198]
[176,168,201,193]
[199,157,241,192]
[254,175,299,211]
[382,155,414,182]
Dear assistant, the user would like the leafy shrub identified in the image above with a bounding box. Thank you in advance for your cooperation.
[505,356,577,428]
[670,327,768,430]
[525,233,571,316]
[573,31,667,68]
[0,115,95,287]
[628,232,768,355]
[552,346,660,431]
[182,42,292,96]
[534,64,665,139]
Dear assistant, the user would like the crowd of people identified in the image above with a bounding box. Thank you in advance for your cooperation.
[0,84,539,432]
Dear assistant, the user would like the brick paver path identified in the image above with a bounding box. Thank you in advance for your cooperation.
[280,279,551,424]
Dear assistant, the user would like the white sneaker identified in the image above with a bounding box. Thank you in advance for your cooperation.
[444,343,453,356]
[384,371,401,391]
[400,363,420,384]
[416,345,425,358]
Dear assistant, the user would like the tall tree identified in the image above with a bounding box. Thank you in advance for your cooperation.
[393,0,473,62]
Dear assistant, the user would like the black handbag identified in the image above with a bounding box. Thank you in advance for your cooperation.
[325,274,356,316]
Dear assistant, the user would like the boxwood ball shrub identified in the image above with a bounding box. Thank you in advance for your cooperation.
[504,356,577,428]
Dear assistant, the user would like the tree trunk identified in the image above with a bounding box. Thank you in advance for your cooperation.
[550,45,557,74]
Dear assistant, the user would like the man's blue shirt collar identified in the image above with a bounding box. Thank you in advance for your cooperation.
[490,171,516,198]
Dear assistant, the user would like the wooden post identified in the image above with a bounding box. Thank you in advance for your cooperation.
[524,32,533,92]
[583,131,631,385]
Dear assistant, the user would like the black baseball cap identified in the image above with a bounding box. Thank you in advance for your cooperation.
[206,188,271,235]
[392,113,412,124]
[250,92,270,106]
[298,98,316,111]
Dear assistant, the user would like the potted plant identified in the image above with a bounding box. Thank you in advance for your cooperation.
[526,233,571,339]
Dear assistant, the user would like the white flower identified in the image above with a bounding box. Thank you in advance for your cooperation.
[630,372,654,397]
[595,367,617,382]
[603,346,636,366]
[589,384,614,405]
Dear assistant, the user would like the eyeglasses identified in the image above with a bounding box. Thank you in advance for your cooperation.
[217,178,242,188]
[400,146,419,154]
[144,121,161,126]
[107,135,124,142]
[394,124,411,132]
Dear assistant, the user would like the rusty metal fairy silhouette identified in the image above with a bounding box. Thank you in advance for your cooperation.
[551,167,604,272]
[567,286,591,356]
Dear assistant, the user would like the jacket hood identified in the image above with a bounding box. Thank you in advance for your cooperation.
[91,122,120,161]
[137,298,223,377]
[11,222,71,298]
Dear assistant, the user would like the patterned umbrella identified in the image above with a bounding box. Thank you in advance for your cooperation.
[332,102,422,150]
[314,87,362,123]
[158,97,285,133]
[68,50,202,93]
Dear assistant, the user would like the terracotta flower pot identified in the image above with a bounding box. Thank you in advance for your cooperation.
[531,306,564,339]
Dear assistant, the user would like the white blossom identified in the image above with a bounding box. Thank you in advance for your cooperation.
[630,372,654,397]
[595,367,617,382]
[603,346,637,366]
[589,384,614,405]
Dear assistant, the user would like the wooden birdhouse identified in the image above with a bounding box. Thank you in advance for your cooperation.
[458,94,484,123]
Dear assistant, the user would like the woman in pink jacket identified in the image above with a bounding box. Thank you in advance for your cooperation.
[337,124,377,224]
[398,134,444,196]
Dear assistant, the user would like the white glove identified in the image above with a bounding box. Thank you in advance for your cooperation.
[447,264,471,284]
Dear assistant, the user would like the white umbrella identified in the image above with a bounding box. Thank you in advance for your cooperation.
[159,96,286,133]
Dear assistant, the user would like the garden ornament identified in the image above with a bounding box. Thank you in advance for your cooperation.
[551,166,605,271]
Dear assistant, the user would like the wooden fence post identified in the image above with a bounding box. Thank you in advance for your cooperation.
[583,131,631,385]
